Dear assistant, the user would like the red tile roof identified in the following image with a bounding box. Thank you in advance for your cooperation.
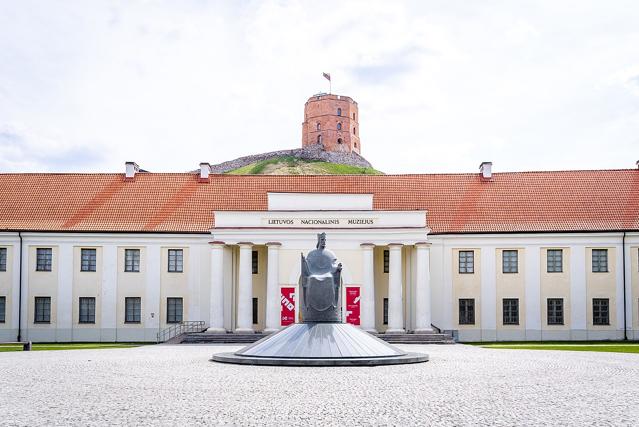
[0,170,637,234]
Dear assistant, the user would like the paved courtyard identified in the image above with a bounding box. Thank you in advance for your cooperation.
[1,343,638,426]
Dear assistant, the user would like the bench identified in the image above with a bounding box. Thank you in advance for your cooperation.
[0,341,32,351]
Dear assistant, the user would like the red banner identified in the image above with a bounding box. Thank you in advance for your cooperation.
[345,286,361,325]
[280,287,296,326]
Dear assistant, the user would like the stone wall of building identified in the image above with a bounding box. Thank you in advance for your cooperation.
[301,94,360,154]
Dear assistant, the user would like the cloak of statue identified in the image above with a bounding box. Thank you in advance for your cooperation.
[300,233,342,322]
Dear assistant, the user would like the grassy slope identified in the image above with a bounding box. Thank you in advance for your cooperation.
[226,156,382,175]
[0,343,143,352]
[475,342,639,354]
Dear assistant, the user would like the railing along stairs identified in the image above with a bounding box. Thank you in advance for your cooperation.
[157,321,206,343]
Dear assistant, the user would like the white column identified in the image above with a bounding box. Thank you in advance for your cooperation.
[264,242,281,333]
[360,243,376,332]
[235,243,254,333]
[207,242,226,333]
[386,244,405,334]
[414,243,433,333]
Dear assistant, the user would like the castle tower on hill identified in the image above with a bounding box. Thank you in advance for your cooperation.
[301,94,361,154]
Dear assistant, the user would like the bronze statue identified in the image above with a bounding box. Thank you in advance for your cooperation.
[300,233,342,322]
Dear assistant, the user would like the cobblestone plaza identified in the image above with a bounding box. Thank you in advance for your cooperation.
[1,344,637,426]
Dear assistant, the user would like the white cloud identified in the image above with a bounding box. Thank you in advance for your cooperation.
[0,0,638,174]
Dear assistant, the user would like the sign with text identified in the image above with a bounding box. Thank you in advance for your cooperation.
[280,287,296,326]
[262,217,377,227]
[345,286,361,326]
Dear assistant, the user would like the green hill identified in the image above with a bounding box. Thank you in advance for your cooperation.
[225,156,383,175]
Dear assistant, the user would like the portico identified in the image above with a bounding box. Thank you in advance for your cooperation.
[207,192,432,334]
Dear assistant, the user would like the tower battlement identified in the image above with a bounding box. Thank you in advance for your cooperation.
[301,93,360,154]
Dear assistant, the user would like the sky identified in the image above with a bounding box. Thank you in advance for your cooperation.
[1,0,638,174]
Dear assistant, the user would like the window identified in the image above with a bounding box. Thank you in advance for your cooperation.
[0,296,5,323]
[36,248,52,272]
[337,107,341,116]
[383,250,389,273]
[502,299,519,325]
[547,298,564,325]
[81,248,97,272]
[547,249,563,273]
[79,297,96,324]
[168,249,183,273]
[459,251,474,274]
[337,138,343,144]
[252,250,258,274]
[0,248,6,272]
[34,297,51,323]
[593,298,609,325]
[502,250,518,273]
[252,297,258,324]
[317,134,322,144]
[167,297,183,324]
[316,123,320,131]
[337,122,342,130]
[592,249,608,273]
[125,249,140,272]
[125,297,141,323]
[353,127,356,135]
[383,298,389,325]
[353,113,356,120]
[459,299,475,325]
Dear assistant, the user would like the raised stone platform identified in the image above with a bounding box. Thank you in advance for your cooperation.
[210,323,428,366]
[182,329,453,345]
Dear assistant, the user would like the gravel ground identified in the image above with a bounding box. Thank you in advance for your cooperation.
[0,344,638,426]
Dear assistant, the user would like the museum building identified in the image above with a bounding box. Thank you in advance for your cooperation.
[0,94,638,343]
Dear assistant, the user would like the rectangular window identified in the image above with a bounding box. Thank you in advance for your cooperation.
[502,298,519,325]
[0,248,6,272]
[458,251,474,274]
[502,250,518,273]
[36,248,52,272]
[252,250,258,274]
[547,249,563,273]
[592,249,608,273]
[383,298,389,325]
[34,297,51,323]
[0,296,5,323]
[547,298,564,325]
[81,248,97,272]
[593,298,609,325]
[168,249,183,273]
[79,297,96,324]
[459,299,475,325]
[252,297,258,324]
[167,297,183,324]
[383,250,389,273]
[125,297,141,323]
[124,249,140,272]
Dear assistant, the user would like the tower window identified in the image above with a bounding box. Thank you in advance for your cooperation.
[353,127,356,135]
[317,134,322,144]
[337,107,341,116]
[337,123,342,130]
[337,138,343,144]
[316,123,320,131]
[353,113,356,120]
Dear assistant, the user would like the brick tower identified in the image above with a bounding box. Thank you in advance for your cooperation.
[301,94,360,154]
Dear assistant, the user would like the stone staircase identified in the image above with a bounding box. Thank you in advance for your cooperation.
[180,329,454,345]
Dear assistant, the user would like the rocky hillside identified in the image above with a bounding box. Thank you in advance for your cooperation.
[209,143,381,175]
[225,156,382,175]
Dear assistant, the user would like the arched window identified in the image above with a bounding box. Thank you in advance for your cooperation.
[337,108,342,116]
[353,127,356,135]
[354,142,357,148]
[316,123,320,131]
[337,123,342,130]
[317,134,322,144]
[353,113,356,120]
[337,138,343,144]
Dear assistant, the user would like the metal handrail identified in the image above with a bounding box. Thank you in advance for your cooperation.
[157,320,206,343]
